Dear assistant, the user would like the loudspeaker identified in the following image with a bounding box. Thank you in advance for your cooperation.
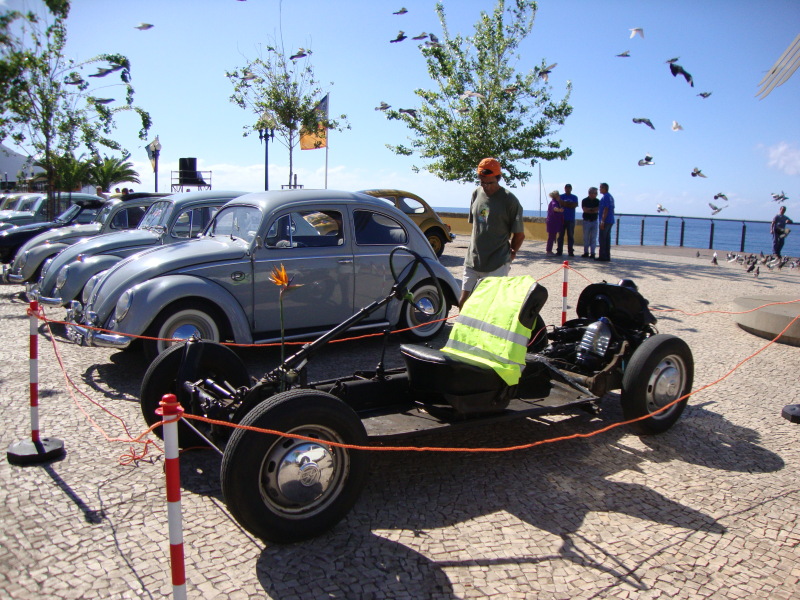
[178,157,198,185]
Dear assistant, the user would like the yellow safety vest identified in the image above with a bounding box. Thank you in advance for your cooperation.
[443,275,535,385]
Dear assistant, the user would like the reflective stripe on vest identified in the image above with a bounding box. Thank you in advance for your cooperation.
[443,275,535,385]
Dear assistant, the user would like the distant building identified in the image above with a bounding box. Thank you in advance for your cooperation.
[0,143,44,191]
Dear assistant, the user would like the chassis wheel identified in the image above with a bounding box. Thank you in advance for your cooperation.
[140,341,250,447]
[425,228,446,257]
[621,334,694,434]
[144,304,221,361]
[221,389,369,543]
[399,281,450,341]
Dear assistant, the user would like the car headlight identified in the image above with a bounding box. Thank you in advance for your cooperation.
[17,251,28,270]
[115,289,134,322]
[40,257,54,279]
[55,265,69,290]
[82,273,103,304]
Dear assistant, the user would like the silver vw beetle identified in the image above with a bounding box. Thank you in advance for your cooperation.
[66,190,460,360]
[34,190,246,307]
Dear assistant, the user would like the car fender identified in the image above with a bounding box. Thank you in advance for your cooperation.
[17,242,70,281]
[53,254,122,305]
[384,257,460,325]
[110,274,254,344]
[415,217,448,237]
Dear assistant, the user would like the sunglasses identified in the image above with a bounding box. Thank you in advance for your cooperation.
[479,169,495,176]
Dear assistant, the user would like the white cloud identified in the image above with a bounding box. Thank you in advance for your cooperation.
[766,142,800,176]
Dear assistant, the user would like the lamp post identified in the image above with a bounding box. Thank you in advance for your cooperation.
[258,127,274,191]
[146,136,162,192]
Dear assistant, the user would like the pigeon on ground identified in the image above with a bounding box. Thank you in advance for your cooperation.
[714,193,728,201]
[754,266,760,277]
[657,204,668,213]
[746,263,756,273]
[399,108,418,118]
[709,202,725,215]
[633,117,655,130]
[390,31,407,43]
[630,28,644,39]
[771,191,788,202]
[669,62,694,86]
[692,167,707,178]
[88,65,123,78]
[411,32,428,40]
[712,252,718,265]
[539,63,557,82]
[459,90,485,100]
[696,251,701,257]
[393,7,408,15]
[638,154,655,166]
[375,102,390,111]
[698,92,712,98]
[616,51,630,58]
[672,121,683,131]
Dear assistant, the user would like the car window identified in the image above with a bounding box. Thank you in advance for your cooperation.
[17,196,41,212]
[75,208,100,224]
[171,206,218,238]
[353,210,408,245]
[55,204,82,223]
[208,205,261,244]
[94,203,114,224]
[139,201,171,229]
[398,196,426,214]
[110,206,147,230]
[265,210,344,248]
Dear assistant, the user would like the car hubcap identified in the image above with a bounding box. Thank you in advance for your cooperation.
[646,355,686,416]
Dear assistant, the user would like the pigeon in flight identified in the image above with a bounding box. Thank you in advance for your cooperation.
[290,49,310,61]
[629,28,644,39]
[503,85,518,93]
[657,204,668,213]
[134,23,154,30]
[390,31,407,43]
[671,121,683,131]
[616,51,630,58]
[88,65,123,78]
[632,117,655,130]
[539,63,557,82]
[714,193,728,202]
[64,73,84,85]
[375,102,390,111]
[692,167,707,178]
[459,90,485,100]
[393,7,408,15]
[411,32,428,40]
[90,97,115,104]
[666,57,680,64]
[771,191,788,202]
[698,92,712,98]
[638,154,654,166]
[669,62,694,86]
[709,202,725,215]
[241,70,257,81]
[399,108,418,118]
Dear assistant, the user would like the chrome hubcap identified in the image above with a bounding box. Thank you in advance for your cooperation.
[646,355,685,415]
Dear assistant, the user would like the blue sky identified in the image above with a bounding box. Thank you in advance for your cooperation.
[3,0,799,221]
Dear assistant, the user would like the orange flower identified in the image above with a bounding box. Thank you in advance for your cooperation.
[269,263,290,287]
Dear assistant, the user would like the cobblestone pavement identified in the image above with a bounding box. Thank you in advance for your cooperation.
[1,238,799,599]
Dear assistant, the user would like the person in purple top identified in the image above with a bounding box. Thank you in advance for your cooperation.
[596,182,615,262]
[556,183,579,257]
[545,190,564,255]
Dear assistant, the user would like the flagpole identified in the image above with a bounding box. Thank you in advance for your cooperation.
[325,93,330,189]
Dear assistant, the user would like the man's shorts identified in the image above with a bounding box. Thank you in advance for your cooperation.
[462,262,511,293]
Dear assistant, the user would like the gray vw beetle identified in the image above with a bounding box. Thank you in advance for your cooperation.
[34,190,246,308]
[66,189,460,360]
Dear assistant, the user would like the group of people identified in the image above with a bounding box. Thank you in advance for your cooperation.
[546,183,615,261]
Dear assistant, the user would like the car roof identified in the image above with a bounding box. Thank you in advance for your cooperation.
[224,189,397,214]
[359,189,428,204]
[159,190,249,203]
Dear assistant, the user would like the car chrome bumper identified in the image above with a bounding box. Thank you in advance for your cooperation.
[38,292,64,307]
[6,272,24,283]
[65,304,132,349]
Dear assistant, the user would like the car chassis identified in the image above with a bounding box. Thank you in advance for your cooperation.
[140,248,694,543]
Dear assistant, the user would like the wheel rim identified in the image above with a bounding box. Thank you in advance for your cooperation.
[406,285,444,337]
[157,309,219,354]
[258,425,349,518]
[427,233,443,255]
[645,353,687,419]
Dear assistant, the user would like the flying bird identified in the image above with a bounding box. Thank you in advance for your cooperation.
[539,63,557,82]
[709,202,726,215]
[503,85,518,94]
[657,204,668,213]
[669,62,694,86]
[671,120,683,131]
[771,191,788,202]
[64,74,84,85]
[399,108,418,118]
[616,51,630,58]
[134,23,154,30]
[375,102,390,111]
[429,33,440,44]
[629,28,644,39]
[241,70,257,81]
[390,31,407,43]
[90,97,115,104]
[692,167,707,178]
[632,117,655,130]
[638,154,654,166]
[714,193,728,201]
[666,57,680,64]
[290,49,309,61]
[459,90,485,100]
[411,32,428,40]
[393,7,408,15]
[698,91,712,98]
[88,65,123,78]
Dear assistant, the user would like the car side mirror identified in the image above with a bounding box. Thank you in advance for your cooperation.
[255,235,263,249]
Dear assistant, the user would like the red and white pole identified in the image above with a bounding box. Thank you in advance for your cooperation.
[7,300,64,464]
[561,261,569,325]
[157,394,187,600]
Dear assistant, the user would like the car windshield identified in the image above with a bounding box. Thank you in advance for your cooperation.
[17,196,42,212]
[207,205,261,244]
[138,201,172,229]
[55,204,81,223]
[93,202,114,224]
[0,197,22,211]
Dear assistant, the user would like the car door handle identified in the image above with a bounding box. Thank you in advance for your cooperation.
[338,259,353,264]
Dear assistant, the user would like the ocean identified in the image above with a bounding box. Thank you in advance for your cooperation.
[435,208,800,257]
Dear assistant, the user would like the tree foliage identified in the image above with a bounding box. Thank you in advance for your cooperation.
[88,156,140,192]
[0,2,151,217]
[226,41,348,188]
[384,0,572,186]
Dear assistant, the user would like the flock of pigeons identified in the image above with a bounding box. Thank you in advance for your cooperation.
[712,251,800,275]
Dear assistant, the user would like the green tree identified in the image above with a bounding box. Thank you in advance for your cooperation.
[0,1,151,218]
[88,156,140,192]
[385,0,573,186]
[226,42,348,188]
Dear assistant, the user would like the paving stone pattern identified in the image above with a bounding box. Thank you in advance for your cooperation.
[1,240,799,599]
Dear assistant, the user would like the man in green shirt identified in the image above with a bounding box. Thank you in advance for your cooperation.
[460,157,525,308]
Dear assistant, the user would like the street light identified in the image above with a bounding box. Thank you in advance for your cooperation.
[258,127,274,191]
[146,136,161,192]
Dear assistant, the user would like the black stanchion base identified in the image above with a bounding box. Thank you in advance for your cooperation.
[7,438,65,465]
[782,404,800,424]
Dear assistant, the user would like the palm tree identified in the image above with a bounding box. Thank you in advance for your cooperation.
[88,156,141,193]
[34,153,94,212]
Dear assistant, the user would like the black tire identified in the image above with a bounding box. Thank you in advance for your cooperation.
[621,334,694,434]
[221,389,369,543]
[425,228,447,257]
[140,341,250,447]
[399,280,450,341]
[528,315,548,353]
[143,302,222,362]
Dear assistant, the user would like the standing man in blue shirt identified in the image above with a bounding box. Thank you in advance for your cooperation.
[556,184,579,257]
[596,182,615,262]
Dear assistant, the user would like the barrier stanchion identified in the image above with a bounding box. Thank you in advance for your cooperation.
[562,261,569,325]
[156,394,187,600]
[7,299,65,465]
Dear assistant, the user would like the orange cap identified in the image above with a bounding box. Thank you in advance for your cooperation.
[477,157,501,177]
